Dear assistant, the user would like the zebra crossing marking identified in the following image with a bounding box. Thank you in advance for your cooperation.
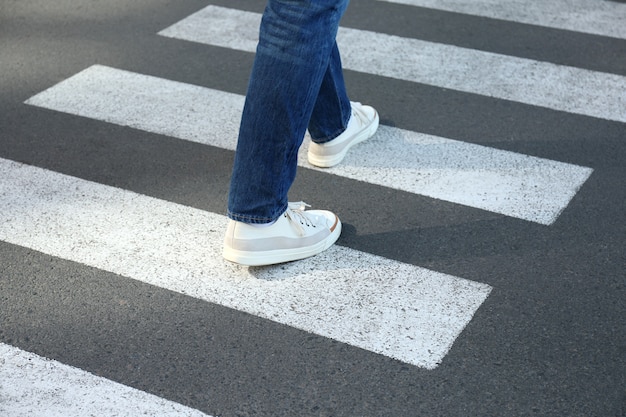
[0,158,492,369]
[3,1,623,415]
[376,0,626,40]
[0,343,212,417]
[26,65,593,225]
[158,5,626,124]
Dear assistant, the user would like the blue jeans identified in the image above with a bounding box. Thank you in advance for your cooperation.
[227,0,352,224]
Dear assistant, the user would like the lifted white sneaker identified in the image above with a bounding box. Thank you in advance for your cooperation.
[223,202,341,266]
[308,101,379,168]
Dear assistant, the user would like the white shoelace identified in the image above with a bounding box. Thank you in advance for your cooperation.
[284,202,317,236]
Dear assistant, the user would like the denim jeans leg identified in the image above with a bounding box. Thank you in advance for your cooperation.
[227,0,351,224]
[308,42,352,144]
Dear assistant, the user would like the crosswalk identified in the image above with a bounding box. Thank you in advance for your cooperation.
[2,1,624,415]
[0,157,491,370]
[377,0,626,39]
[1,343,212,416]
[159,5,626,122]
[24,65,592,225]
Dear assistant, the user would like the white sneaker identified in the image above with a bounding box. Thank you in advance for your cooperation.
[223,202,341,266]
[308,101,379,168]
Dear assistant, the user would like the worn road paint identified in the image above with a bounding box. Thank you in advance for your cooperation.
[377,0,626,39]
[26,65,593,224]
[158,5,626,123]
[0,158,492,369]
[0,343,212,417]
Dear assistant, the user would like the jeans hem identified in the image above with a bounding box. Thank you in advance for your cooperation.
[227,203,288,224]
[310,106,351,144]
[311,124,347,144]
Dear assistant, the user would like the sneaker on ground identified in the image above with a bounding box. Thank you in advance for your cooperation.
[307,101,379,168]
[223,202,341,266]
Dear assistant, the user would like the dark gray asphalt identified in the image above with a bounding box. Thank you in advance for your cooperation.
[1,1,625,416]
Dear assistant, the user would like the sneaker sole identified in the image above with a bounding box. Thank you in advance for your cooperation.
[308,111,379,168]
[223,218,342,266]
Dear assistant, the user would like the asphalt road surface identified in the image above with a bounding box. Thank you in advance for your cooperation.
[1,1,625,416]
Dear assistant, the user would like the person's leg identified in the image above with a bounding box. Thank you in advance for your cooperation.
[308,44,379,168]
[227,0,350,224]
[224,0,349,266]
[307,42,380,168]
[307,42,352,142]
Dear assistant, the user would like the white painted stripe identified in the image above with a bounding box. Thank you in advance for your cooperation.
[0,158,491,369]
[0,343,212,417]
[157,5,626,123]
[377,0,626,40]
[25,65,593,225]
